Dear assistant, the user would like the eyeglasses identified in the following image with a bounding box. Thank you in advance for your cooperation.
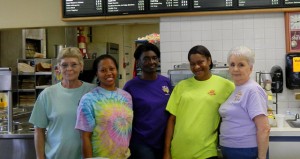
[142,56,159,63]
[60,63,80,69]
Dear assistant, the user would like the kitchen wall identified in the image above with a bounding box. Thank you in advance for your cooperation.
[0,24,159,88]
[0,29,23,72]
[159,13,300,114]
[90,24,159,87]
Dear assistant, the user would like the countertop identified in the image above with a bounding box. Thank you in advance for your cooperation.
[270,121,300,137]
[0,132,34,138]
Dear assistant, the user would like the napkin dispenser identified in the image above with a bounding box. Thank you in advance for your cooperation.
[270,65,283,93]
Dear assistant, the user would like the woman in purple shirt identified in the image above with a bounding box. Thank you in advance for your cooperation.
[219,46,270,159]
[124,43,172,159]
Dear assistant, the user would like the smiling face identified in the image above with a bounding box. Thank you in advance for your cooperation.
[189,54,211,81]
[59,57,83,82]
[138,50,159,73]
[229,55,253,86]
[97,58,118,91]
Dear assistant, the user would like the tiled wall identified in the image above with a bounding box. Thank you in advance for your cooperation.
[159,12,300,114]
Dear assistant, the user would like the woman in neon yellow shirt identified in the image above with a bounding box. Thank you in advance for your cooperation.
[164,45,234,159]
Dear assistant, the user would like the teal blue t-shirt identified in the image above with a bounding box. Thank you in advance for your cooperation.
[29,82,96,159]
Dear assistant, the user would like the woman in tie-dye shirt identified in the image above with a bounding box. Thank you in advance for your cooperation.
[75,54,133,159]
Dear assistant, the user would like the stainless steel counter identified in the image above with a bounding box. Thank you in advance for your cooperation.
[0,132,36,159]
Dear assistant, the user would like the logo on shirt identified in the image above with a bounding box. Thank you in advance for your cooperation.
[234,91,242,101]
[208,90,216,96]
[162,86,170,95]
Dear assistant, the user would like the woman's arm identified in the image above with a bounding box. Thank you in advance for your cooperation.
[254,114,270,159]
[81,131,93,158]
[34,127,46,159]
[163,114,176,159]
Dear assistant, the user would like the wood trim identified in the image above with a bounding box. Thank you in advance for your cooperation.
[62,7,300,22]
[285,12,292,53]
[285,11,300,53]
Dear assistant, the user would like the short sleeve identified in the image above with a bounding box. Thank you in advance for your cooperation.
[246,88,268,120]
[75,93,95,132]
[166,84,180,116]
[29,91,49,128]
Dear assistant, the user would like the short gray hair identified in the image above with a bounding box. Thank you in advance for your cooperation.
[57,47,84,65]
[227,46,255,66]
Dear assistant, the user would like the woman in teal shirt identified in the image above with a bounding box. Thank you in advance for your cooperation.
[29,47,95,159]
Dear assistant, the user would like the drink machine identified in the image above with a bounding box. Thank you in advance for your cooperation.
[0,68,12,133]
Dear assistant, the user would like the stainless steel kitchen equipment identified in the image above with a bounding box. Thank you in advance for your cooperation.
[256,71,279,114]
[0,67,36,159]
[0,67,13,133]
[54,44,65,58]
[168,64,231,87]
[22,28,46,59]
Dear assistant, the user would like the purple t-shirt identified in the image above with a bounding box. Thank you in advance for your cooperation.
[123,75,172,149]
[219,79,268,148]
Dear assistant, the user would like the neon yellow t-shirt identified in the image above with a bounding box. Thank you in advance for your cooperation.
[166,75,234,159]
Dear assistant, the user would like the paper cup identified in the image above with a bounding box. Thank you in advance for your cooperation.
[275,114,286,128]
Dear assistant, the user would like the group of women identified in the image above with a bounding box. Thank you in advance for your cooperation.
[29,43,270,159]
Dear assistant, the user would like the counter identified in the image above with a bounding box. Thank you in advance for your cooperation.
[269,121,300,159]
[271,124,300,136]
[0,131,35,159]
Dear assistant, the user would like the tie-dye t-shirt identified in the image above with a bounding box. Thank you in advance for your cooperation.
[75,87,133,159]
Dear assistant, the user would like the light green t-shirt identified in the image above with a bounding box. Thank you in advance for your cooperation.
[29,82,96,159]
[166,75,234,159]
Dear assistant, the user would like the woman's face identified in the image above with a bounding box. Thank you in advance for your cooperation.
[138,50,159,73]
[229,55,252,86]
[97,58,118,90]
[59,57,83,82]
[189,54,211,81]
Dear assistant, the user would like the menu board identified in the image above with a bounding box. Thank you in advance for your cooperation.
[193,0,233,8]
[150,0,189,11]
[64,0,103,17]
[62,0,300,19]
[238,0,279,7]
[285,0,300,5]
[107,0,145,14]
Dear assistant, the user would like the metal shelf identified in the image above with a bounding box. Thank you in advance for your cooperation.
[18,72,35,75]
[35,85,50,89]
[17,89,35,92]
[35,72,51,75]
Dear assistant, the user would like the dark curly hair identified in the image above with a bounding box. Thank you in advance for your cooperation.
[134,43,160,60]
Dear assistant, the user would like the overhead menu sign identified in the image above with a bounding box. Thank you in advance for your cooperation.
[62,0,300,20]
[64,0,103,17]
[107,0,145,14]
[193,0,233,8]
[150,0,189,11]
[285,0,300,5]
[238,0,279,7]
